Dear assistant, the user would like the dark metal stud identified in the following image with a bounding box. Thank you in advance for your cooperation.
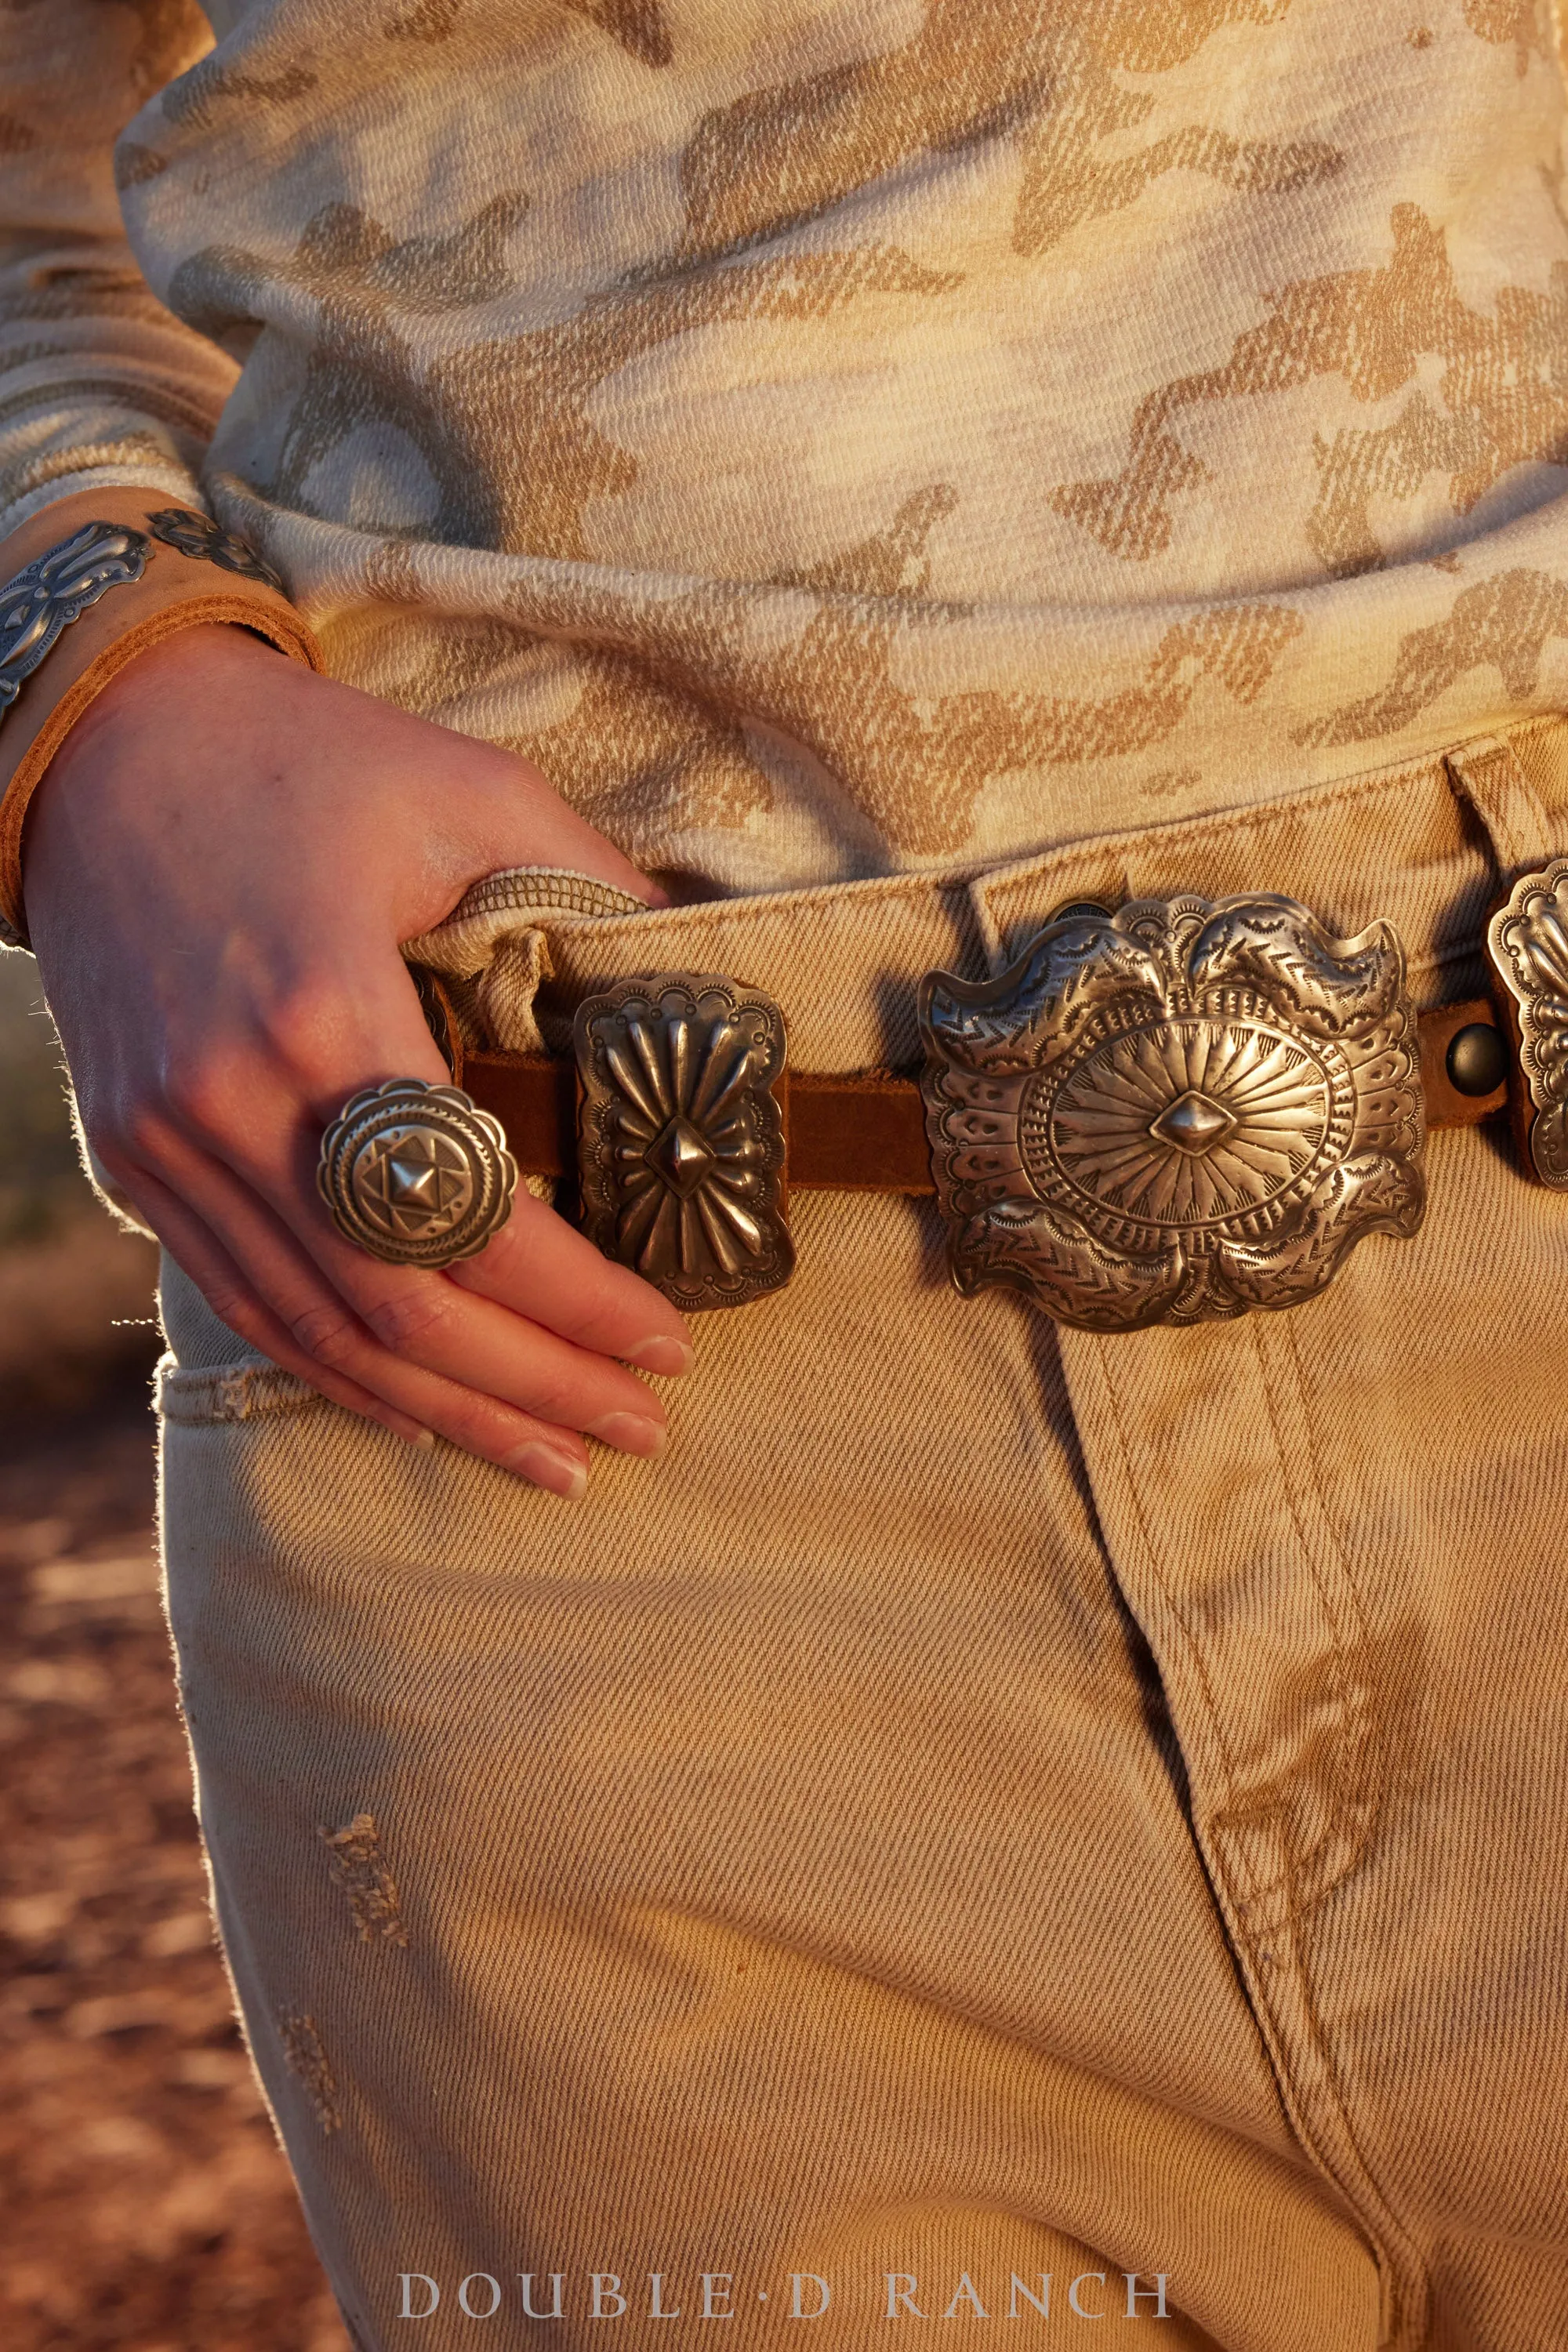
[1445,1021,1508,1099]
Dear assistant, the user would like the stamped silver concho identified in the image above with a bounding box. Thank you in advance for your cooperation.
[1,520,150,725]
[1486,858,1568,1189]
[919,894,1427,1331]
[318,1078,517,1268]
[575,975,793,1310]
[146,506,285,590]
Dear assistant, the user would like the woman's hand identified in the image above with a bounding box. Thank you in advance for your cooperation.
[24,623,693,1498]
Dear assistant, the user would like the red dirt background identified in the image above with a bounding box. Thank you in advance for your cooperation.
[1,1396,352,2352]
[0,956,350,2350]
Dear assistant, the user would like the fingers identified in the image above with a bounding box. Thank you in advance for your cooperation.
[446,1192,694,1375]
[125,1168,430,1447]
[78,931,695,1496]
[299,1232,676,1452]
[128,1158,596,1498]
[172,975,692,1424]
[264,1125,682,1443]
[115,1097,683,1490]
[456,741,672,913]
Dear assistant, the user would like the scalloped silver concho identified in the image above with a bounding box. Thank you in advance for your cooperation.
[918,894,1427,1330]
[1486,858,1568,1189]
[575,975,793,1311]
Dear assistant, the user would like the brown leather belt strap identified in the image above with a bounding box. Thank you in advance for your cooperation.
[461,996,1508,1191]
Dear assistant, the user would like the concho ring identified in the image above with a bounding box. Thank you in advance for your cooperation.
[918,892,1428,1331]
[317,1077,517,1269]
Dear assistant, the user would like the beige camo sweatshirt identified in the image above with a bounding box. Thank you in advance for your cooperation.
[2,0,1566,895]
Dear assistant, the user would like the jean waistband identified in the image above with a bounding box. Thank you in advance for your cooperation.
[409,717,1568,1071]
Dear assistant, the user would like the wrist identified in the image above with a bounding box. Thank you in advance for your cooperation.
[24,624,310,976]
[43,622,291,796]
[0,491,319,946]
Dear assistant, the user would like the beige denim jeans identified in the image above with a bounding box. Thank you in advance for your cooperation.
[158,723,1568,2352]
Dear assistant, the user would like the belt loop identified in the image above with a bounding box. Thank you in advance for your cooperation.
[405,865,652,1053]
[965,873,1011,977]
[474,927,554,1054]
[1446,734,1558,880]
[968,858,1138,976]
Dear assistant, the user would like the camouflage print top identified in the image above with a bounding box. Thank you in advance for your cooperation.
[2,0,1566,891]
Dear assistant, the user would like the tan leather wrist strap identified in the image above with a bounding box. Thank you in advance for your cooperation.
[0,487,321,946]
[454,995,1510,1193]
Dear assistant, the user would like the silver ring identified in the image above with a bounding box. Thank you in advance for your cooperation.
[318,1077,517,1268]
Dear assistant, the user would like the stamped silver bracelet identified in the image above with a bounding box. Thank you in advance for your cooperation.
[0,521,153,734]
[0,506,285,739]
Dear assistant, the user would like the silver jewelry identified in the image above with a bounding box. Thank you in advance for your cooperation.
[318,1077,517,1269]
[1486,858,1568,1188]
[146,507,285,590]
[0,521,150,729]
[920,891,1427,1330]
[574,974,793,1309]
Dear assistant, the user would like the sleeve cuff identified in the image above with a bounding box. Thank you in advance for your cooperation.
[0,487,321,948]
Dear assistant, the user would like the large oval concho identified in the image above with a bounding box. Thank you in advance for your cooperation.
[917,893,1426,1331]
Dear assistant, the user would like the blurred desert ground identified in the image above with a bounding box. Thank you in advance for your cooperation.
[0,952,349,2352]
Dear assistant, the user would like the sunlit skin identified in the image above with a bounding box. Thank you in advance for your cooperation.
[24,622,695,1501]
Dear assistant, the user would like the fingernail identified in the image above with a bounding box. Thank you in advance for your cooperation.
[586,1411,667,1459]
[624,1335,695,1377]
[403,1428,437,1450]
[504,1442,587,1500]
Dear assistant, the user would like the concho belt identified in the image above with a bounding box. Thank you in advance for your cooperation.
[340,877,1568,1334]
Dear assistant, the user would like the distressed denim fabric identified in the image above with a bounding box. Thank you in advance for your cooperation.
[158,720,1568,2351]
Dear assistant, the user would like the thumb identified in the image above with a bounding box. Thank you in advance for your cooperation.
[454,743,670,914]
